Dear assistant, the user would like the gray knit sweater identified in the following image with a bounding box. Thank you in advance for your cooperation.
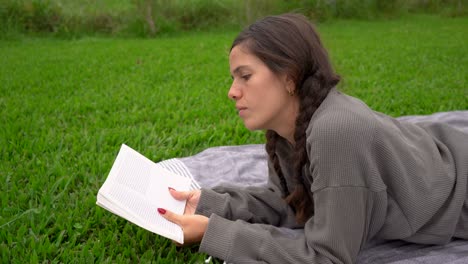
[195,89,468,264]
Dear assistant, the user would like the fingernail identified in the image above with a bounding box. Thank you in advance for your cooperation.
[168,187,175,191]
[157,208,166,214]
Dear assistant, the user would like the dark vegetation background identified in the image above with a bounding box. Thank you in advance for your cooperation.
[1,0,466,38]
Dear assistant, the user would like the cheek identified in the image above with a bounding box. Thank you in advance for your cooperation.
[251,76,278,98]
[260,79,286,103]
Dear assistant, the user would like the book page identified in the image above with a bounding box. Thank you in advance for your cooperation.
[97,144,191,244]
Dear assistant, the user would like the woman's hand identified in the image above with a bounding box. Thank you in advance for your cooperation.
[159,188,207,245]
[158,208,209,245]
[168,188,201,215]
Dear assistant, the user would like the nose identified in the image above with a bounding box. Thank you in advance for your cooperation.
[228,82,241,101]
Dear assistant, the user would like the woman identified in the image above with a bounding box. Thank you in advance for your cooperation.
[158,13,468,263]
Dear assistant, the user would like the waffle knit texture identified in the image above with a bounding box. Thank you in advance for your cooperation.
[195,89,468,264]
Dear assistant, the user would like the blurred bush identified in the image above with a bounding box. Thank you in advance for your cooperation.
[0,0,62,35]
[0,0,465,38]
[130,0,281,36]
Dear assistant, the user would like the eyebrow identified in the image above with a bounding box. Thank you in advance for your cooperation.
[231,65,249,77]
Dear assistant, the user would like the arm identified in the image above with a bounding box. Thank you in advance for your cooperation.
[199,187,379,264]
[195,161,298,227]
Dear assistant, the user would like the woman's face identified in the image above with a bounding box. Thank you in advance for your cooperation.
[228,45,298,136]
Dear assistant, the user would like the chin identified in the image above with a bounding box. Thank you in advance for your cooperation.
[243,121,263,131]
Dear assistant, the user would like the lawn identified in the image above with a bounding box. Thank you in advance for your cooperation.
[1,14,467,263]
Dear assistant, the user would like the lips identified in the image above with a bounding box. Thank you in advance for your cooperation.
[236,105,247,112]
[236,105,247,116]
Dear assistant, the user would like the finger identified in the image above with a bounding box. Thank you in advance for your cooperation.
[157,208,181,225]
[168,187,189,201]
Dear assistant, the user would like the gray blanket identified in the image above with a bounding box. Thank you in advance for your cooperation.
[158,111,468,263]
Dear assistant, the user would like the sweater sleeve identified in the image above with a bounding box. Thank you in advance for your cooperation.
[195,160,298,227]
[199,186,381,264]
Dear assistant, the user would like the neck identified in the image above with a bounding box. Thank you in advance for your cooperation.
[282,130,295,146]
[275,99,298,146]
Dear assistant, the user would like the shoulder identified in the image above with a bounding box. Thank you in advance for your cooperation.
[306,90,377,148]
[304,90,382,190]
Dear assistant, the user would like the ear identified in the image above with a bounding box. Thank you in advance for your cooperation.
[284,75,296,95]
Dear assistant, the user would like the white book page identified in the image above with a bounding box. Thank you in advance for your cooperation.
[97,144,191,244]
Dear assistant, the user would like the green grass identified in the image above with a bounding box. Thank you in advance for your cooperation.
[1,15,467,263]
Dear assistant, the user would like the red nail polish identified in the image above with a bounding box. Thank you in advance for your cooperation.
[157,208,166,214]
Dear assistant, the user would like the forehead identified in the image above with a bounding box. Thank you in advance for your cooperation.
[229,45,264,72]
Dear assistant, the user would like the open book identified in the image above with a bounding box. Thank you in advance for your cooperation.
[96,144,192,244]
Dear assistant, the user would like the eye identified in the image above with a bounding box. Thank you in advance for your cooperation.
[241,74,251,81]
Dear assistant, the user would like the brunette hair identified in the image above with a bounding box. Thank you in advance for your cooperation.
[231,13,340,223]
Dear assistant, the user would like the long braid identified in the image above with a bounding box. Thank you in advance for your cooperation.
[287,72,334,223]
[266,73,335,221]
